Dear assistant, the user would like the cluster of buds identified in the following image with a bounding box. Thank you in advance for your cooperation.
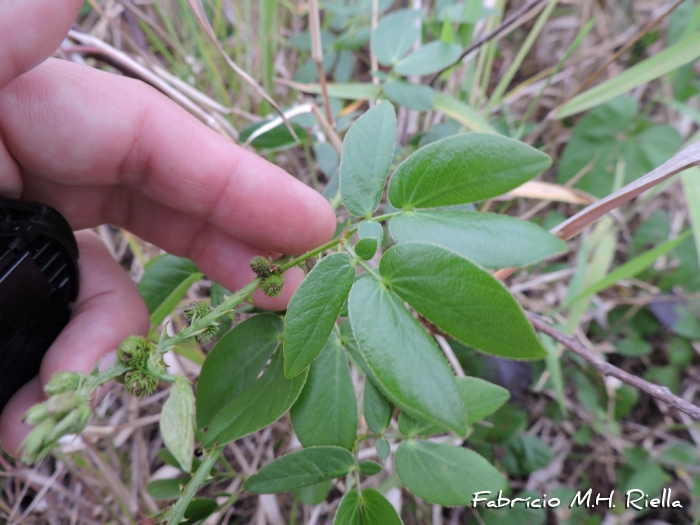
[249,256,285,298]
[184,301,219,343]
[117,335,165,397]
[21,372,91,464]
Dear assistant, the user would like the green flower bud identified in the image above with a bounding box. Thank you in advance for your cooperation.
[44,371,82,395]
[250,255,272,278]
[184,301,211,322]
[46,392,86,415]
[261,273,284,297]
[45,406,91,443]
[20,418,55,464]
[124,371,159,397]
[23,403,50,426]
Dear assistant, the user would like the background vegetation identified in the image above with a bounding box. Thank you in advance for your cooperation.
[4,0,700,523]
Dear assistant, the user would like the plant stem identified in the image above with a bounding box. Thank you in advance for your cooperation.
[369,211,403,222]
[278,236,344,272]
[168,445,224,525]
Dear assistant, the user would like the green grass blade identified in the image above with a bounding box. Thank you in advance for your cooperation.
[567,230,691,306]
[558,32,700,118]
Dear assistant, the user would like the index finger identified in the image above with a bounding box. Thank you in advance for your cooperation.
[1,58,337,255]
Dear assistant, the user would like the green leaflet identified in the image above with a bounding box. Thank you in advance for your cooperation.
[363,380,393,434]
[196,315,283,428]
[398,376,510,436]
[284,254,356,377]
[398,413,444,438]
[355,239,378,260]
[359,461,382,476]
[394,41,462,76]
[160,377,195,473]
[395,441,506,506]
[380,242,547,359]
[334,489,403,525]
[291,334,358,450]
[358,221,384,243]
[138,254,203,327]
[371,10,421,66]
[202,350,307,447]
[334,490,362,525]
[244,446,355,493]
[458,376,510,425]
[382,80,434,111]
[295,481,333,505]
[389,211,567,268]
[361,489,404,524]
[340,101,397,217]
[387,133,551,209]
[348,277,466,434]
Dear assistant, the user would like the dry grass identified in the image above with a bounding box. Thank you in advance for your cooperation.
[3,0,700,524]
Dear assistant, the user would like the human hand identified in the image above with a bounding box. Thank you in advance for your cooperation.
[0,1,336,456]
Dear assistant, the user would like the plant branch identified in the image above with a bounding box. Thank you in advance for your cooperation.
[526,312,700,421]
[168,445,225,525]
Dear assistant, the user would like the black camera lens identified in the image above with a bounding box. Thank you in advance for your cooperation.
[0,199,79,412]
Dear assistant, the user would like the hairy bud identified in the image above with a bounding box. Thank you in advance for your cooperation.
[250,256,272,278]
[44,371,82,395]
[184,301,211,322]
[124,371,159,397]
[261,273,284,297]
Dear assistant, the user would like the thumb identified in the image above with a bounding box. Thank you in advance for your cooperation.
[0,0,83,89]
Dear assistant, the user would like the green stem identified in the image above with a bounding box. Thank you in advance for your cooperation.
[168,445,224,525]
[278,236,344,272]
[369,211,403,222]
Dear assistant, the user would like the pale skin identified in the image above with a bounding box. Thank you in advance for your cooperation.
[0,1,336,455]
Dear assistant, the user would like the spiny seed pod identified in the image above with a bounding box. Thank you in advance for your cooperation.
[124,371,159,398]
[184,300,211,322]
[261,273,284,297]
[250,255,272,278]
[117,335,153,368]
[196,323,219,344]
[44,371,82,395]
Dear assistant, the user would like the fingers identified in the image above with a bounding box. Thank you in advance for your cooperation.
[39,230,150,382]
[0,0,82,89]
[0,230,149,457]
[0,58,337,255]
[0,378,44,457]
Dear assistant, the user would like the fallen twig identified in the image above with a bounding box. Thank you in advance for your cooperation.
[526,312,700,422]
